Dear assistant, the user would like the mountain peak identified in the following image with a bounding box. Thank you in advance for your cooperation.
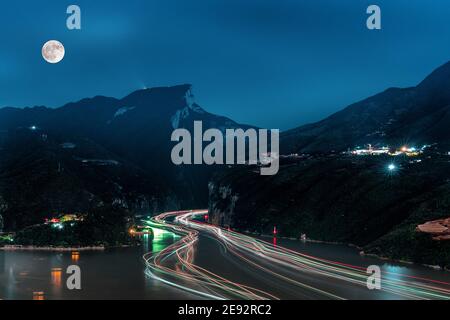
[122,84,193,102]
[417,60,450,93]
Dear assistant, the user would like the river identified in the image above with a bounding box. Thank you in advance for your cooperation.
[0,232,448,300]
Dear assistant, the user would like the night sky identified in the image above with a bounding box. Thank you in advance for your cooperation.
[1,0,450,130]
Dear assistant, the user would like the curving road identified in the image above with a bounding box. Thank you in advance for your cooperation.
[143,210,450,300]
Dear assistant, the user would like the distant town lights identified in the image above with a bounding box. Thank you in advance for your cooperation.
[350,144,423,157]
[51,223,64,230]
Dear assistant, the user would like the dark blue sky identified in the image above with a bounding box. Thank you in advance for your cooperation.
[1,0,450,130]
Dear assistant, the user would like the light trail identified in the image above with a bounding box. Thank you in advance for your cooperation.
[143,211,277,300]
[143,210,450,300]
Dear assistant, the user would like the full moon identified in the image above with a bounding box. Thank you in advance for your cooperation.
[42,40,65,64]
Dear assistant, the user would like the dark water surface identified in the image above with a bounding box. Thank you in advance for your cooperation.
[0,232,448,300]
[0,233,196,300]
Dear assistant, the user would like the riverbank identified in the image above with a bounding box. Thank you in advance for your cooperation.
[359,251,448,271]
[0,245,105,251]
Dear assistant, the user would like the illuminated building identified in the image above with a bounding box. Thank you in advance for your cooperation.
[351,144,389,155]
[351,144,424,157]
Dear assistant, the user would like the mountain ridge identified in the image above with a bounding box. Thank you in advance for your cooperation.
[0,84,253,230]
[281,60,450,153]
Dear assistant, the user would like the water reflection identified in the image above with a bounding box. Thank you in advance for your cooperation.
[142,234,150,252]
[0,252,4,275]
[151,227,178,253]
[382,264,413,283]
[6,232,435,300]
[51,268,62,288]
[33,291,45,300]
[71,251,80,263]
[152,241,167,253]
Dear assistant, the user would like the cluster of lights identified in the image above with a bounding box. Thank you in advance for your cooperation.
[45,214,81,231]
[352,144,428,157]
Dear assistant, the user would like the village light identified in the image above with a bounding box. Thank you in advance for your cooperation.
[52,223,64,230]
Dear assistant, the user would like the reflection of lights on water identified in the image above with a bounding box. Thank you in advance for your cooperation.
[33,291,45,300]
[142,233,150,252]
[71,251,80,262]
[384,264,409,274]
[151,227,178,252]
[383,264,410,282]
[152,239,169,253]
[51,268,62,287]
[152,227,174,240]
